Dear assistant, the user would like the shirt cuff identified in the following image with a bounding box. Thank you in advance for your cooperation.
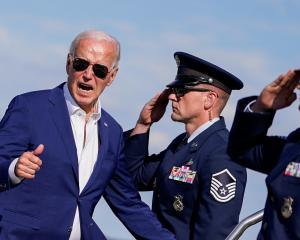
[9,158,23,184]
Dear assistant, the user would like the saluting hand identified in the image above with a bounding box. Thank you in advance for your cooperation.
[253,69,300,112]
[131,89,171,135]
[15,144,44,179]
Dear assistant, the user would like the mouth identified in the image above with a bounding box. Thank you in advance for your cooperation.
[78,83,93,92]
[172,104,178,111]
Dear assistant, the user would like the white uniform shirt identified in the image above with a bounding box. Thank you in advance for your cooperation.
[187,117,220,143]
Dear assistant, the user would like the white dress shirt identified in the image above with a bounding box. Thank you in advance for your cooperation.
[64,84,101,240]
[187,117,220,143]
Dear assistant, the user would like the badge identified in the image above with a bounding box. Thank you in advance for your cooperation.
[186,159,194,166]
[210,169,236,203]
[284,162,300,177]
[281,197,293,219]
[190,142,198,152]
[173,195,184,212]
[169,166,197,184]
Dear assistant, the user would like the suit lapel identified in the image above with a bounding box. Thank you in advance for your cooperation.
[81,112,109,194]
[48,84,79,182]
[162,119,226,178]
[176,118,226,167]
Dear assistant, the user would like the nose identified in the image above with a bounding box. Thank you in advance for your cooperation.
[83,65,93,80]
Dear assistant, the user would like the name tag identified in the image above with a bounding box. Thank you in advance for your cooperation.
[169,166,197,184]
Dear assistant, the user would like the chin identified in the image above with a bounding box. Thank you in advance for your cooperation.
[171,114,182,122]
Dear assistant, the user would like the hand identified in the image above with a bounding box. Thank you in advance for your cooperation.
[131,89,170,135]
[252,69,300,112]
[15,144,44,179]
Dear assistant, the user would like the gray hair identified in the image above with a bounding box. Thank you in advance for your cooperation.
[69,30,121,67]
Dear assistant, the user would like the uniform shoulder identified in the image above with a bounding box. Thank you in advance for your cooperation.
[201,129,246,172]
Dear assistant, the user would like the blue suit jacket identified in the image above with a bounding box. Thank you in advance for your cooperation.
[228,96,300,240]
[125,118,246,240]
[0,84,175,240]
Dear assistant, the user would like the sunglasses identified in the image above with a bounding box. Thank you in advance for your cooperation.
[71,57,111,79]
[170,87,212,98]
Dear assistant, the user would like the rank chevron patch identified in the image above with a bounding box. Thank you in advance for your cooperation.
[210,169,236,203]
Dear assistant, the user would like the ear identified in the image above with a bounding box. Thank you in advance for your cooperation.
[204,91,218,110]
[66,54,71,75]
[106,67,119,86]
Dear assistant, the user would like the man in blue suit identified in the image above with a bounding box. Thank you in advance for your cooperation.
[0,30,175,240]
[228,69,300,239]
[125,52,247,239]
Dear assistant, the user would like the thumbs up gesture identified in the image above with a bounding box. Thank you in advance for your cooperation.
[15,144,44,179]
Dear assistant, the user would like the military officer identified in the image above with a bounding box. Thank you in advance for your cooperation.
[125,52,247,240]
[228,69,300,239]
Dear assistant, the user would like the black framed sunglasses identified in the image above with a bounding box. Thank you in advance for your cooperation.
[170,87,211,98]
[71,56,111,79]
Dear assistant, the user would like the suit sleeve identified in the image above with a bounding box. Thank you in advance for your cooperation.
[124,130,165,191]
[228,96,286,174]
[0,96,31,191]
[104,132,175,240]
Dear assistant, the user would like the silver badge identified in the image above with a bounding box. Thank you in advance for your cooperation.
[281,196,293,219]
[173,195,184,212]
[210,169,236,203]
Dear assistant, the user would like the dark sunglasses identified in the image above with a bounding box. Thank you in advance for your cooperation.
[170,87,211,98]
[71,57,111,79]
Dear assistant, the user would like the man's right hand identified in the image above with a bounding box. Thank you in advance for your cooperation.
[15,144,44,179]
[252,69,300,112]
[131,89,171,136]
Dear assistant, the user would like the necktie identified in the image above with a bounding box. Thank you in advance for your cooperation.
[177,135,188,151]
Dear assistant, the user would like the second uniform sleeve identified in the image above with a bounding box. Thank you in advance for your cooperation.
[124,131,166,191]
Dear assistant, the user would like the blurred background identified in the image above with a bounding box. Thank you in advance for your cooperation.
[0,1,299,239]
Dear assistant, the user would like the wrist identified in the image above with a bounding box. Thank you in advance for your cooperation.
[251,101,270,113]
[130,122,151,136]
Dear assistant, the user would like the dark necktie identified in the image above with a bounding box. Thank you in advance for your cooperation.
[177,135,188,151]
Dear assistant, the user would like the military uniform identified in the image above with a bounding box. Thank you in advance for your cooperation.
[228,96,300,239]
[125,52,247,240]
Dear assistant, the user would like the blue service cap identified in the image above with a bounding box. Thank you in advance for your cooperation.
[167,52,243,94]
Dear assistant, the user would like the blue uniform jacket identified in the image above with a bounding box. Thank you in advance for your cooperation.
[228,96,300,240]
[125,118,246,240]
[0,83,175,240]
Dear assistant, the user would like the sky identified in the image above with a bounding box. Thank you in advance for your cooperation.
[0,1,300,239]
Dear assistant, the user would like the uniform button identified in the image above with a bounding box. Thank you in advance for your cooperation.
[270,195,275,202]
[157,194,160,198]
[67,226,72,233]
